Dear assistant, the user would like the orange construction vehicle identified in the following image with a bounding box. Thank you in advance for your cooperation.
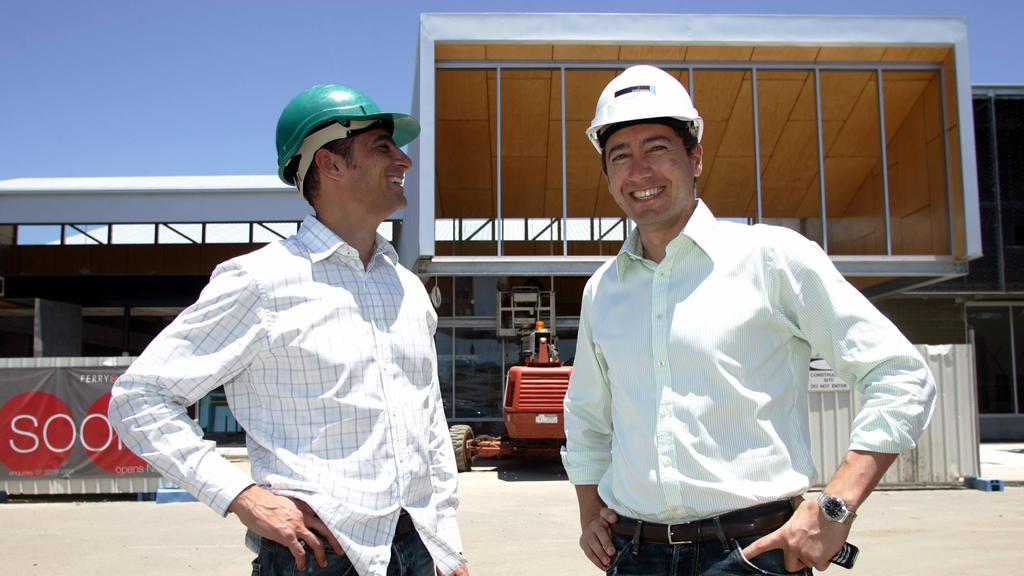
[449,287,572,472]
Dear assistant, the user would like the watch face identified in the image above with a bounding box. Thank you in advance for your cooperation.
[822,496,845,519]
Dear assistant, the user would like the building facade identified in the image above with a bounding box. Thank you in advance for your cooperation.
[2,13,1003,444]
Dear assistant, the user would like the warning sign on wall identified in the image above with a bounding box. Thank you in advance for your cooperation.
[808,353,851,392]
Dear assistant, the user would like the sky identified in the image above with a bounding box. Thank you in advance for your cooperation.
[1,0,1020,182]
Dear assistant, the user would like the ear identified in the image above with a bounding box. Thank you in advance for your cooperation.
[690,143,704,177]
[313,148,343,181]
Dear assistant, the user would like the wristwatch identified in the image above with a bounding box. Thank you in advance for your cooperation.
[817,492,857,524]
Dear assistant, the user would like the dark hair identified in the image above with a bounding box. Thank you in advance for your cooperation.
[599,118,699,172]
[300,136,356,205]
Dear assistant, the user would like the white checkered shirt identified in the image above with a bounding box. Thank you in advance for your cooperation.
[109,215,466,575]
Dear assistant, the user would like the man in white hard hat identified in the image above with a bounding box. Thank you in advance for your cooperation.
[110,84,469,576]
[561,65,935,575]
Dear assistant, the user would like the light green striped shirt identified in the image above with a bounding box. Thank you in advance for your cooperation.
[562,201,935,523]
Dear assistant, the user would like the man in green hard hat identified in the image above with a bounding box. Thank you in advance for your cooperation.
[110,84,469,576]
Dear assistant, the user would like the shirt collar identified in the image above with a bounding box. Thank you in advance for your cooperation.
[296,215,398,265]
[615,200,719,272]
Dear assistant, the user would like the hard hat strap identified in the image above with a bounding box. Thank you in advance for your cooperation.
[294,119,379,194]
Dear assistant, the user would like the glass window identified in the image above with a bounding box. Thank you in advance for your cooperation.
[427,276,454,318]
[0,315,33,357]
[453,328,503,419]
[435,327,454,419]
[968,307,1014,413]
[81,315,122,356]
[16,225,62,245]
[127,314,175,356]
[158,223,201,244]
[206,223,250,243]
[111,224,155,244]
[253,222,299,243]
[65,224,109,245]
[1014,307,1024,414]
[454,276,499,317]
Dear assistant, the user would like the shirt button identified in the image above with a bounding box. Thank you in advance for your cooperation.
[661,456,671,466]
[658,360,665,367]
[660,408,670,418]
[656,313,663,319]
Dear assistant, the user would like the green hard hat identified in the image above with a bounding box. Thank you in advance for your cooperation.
[275,84,420,185]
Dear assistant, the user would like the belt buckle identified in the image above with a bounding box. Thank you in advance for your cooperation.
[666,524,692,545]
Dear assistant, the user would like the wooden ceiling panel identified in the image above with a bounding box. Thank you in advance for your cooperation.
[567,187,599,217]
[924,76,943,142]
[823,157,879,216]
[486,44,553,60]
[436,188,495,218]
[762,121,821,214]
[702,156,756,217]
[817,46,886,62]
[619,45,688,61]
[797,176,824,218]
[592,180,623,217]
[501,156,549,217]
[543,188,564,218]
[881,46,951,62]
[818,71,873,122]
[693,70,746,120]
[699,121,724,185]
[828,80,881,157]
[565,70,618,121]
[751,46,820,62]
[565,120,603,190]
[790,73,818,122]
[756,76,807,161]
[435,43,486,60]
[500,73,553,157]
[820,120,843,155]
[883,77,930,143]
[545,121,563,190]
[687,46,754,61]
[436,70,491,121]
[436,120,492,190]
[717,78,755,157]
[553,44,620,60]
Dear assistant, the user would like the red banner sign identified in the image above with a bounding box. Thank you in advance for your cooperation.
[0,366,157,480]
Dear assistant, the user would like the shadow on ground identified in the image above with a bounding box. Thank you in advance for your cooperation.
[471,457,568,482]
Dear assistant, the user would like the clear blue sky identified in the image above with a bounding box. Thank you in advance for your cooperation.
[1,0,1019,181]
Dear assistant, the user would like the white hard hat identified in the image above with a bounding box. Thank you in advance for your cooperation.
[586,65,703,153]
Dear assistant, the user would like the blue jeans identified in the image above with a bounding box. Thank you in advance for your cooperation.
[606,532,812,576]
[250,527,435,576]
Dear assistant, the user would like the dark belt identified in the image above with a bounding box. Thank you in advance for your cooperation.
[395,510,415,536]
[611,499,796,545]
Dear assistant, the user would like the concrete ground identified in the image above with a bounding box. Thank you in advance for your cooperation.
[1,445,1022,575]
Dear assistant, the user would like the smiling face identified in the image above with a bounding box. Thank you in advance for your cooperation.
[604,122,703,245]
[336,126,413,220]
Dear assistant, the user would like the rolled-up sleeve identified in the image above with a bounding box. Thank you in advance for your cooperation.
[769,234,936,454]
[108,263,268,514]
[562,278,614,485]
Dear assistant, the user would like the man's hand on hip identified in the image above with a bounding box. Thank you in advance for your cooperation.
[580,506,618,570]
[228,485,343,571]
[741,496,850,572]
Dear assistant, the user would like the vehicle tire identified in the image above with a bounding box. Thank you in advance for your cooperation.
[449,424,474,473]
